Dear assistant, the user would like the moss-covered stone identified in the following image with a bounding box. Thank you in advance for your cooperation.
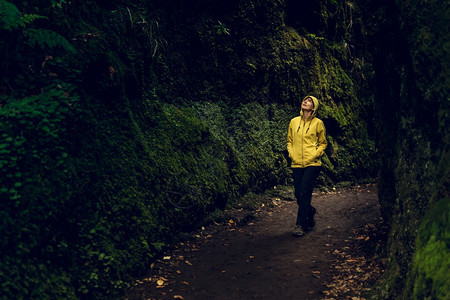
[407,197,450,299]
[365,0,449,298]
[0,0,379,298]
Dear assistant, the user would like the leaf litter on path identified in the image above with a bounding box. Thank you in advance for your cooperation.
[125,184,387,300]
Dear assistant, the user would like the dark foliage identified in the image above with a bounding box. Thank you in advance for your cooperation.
[0,0,409,299]
[360,0,449,298]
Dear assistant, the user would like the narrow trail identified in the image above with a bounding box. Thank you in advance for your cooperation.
[126,184,386,300]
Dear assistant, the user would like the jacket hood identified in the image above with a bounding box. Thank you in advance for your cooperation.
[300,95,319,118]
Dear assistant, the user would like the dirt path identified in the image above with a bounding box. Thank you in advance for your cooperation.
[125,184,386,300]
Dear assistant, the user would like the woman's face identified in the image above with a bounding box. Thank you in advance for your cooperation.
[302,98,314,111]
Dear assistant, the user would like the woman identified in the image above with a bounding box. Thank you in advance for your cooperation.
[287,95,327,236]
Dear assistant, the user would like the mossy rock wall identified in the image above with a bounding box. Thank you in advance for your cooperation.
[1,0,377,298]
[366,0,449,298]
[155,0,377,183]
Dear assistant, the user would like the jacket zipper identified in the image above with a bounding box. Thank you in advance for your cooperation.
[300,119,304,167]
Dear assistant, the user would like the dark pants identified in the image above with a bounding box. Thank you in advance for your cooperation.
[292,166,321,227]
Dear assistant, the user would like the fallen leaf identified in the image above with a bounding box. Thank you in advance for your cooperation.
[174,295,184,299]
[181,281,189,285]
[156,280,164,286]
[163,256,171,260]
[185,260,193,265]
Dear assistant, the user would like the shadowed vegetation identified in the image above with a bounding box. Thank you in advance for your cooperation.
[0,0,447,299]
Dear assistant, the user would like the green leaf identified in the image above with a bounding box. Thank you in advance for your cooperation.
[0,1,45,31]
[0,0,22,30]
[25,28,76,53]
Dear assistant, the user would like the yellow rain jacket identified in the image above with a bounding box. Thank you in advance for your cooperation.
[287,96,327,168]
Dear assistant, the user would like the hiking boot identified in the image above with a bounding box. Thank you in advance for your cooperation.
[306,206,317,230]
[292,225,305,237]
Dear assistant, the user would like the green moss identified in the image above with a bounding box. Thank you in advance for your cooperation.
[368,0,449,298]
[0,0,379,298]
[408,198,450,299]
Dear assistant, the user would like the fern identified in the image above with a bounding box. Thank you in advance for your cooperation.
[0,0,21,30]
[21,13,46,25]
[0,0,45,31]
[25,28,76,53]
